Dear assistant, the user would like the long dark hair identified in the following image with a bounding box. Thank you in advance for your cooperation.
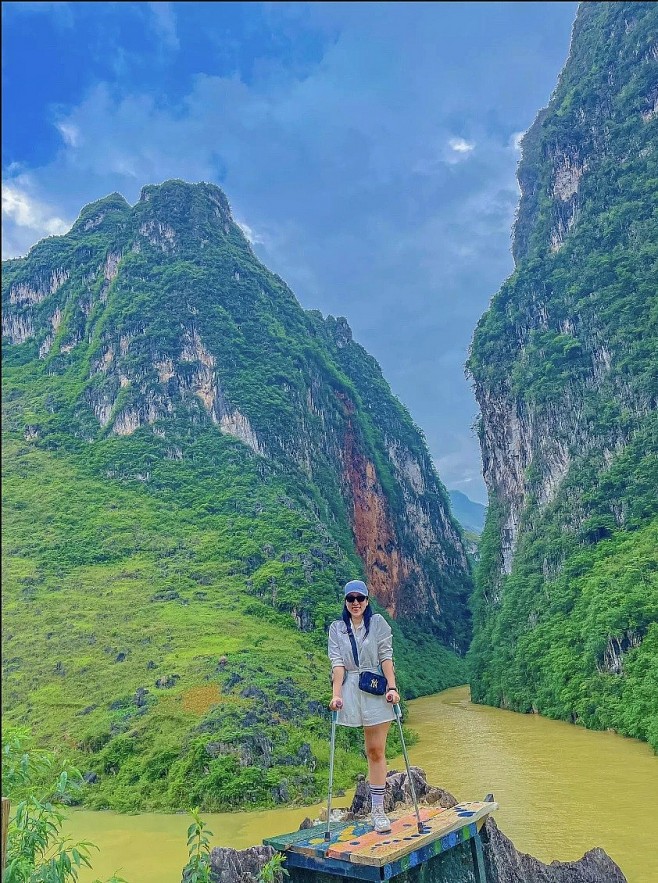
[342,600,373,636]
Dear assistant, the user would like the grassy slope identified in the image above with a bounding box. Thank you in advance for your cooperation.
[2,435,338,810]
[2,430,466,811]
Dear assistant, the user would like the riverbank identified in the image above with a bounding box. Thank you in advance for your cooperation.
[63,686,658,883]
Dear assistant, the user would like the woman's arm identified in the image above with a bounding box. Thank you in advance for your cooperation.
[330,666,345,710]
[328,622,345,709]
[375,615,394,663]
[381,658,400,704]
[376,617,399,703]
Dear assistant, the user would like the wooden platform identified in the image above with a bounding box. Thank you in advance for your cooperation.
[264,800,497,881]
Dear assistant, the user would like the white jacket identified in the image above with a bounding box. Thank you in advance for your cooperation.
[328,613,394,672]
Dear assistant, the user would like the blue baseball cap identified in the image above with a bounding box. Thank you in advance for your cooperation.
[344,580,368,597]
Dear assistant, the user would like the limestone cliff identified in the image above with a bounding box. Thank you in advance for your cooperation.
[2,179,471,647]
[466,2,658,745]
[473,3,657,574]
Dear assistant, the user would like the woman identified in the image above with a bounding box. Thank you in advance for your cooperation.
[328,579,400,833]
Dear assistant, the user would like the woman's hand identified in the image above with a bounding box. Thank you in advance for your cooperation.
[385,688,400,704]
[329,695,344,711]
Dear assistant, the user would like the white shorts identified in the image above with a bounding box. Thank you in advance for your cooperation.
[337,671,397,728]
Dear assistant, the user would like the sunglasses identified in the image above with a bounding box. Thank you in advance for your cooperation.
[346,595,367,604]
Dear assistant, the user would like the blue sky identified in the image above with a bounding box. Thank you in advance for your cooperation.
[2,1,578,503]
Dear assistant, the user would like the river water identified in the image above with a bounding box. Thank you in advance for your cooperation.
[63,686,658,883]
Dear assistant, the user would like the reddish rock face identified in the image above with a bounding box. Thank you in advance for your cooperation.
[335,386,470,641]
[342,415,410,617]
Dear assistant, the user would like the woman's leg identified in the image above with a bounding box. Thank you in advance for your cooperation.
[364,721,391,786]
[364,721,392,830]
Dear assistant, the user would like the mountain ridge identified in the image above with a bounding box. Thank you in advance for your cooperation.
[448,490,487,536]
[2,178,473,810]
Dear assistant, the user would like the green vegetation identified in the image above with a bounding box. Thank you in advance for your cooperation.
[2,432,445,812]
[467,1,658,749]
[257,853,289,883]
[2,180,469,812]
[2,728,125,883]
[3,732,279,883]
[181,811,213,883]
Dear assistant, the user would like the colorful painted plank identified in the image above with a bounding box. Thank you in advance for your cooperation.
[264,808,445,860]
[265,821,373,857]
[264,822,344,851]
[264,800,497,879]
[348,802,497,867]
[294,822,377,858]
[326,807,447,860]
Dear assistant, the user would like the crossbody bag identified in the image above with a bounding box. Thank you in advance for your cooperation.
[346,625,388,696]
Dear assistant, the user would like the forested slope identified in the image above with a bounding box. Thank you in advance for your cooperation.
[467,1,658,748]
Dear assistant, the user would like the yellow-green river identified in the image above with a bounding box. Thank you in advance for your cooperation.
[63,686,658,883]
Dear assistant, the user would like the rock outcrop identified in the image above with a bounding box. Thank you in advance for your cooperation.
[485,822,626,883]
[211,845,279,883]
[209,768,627,883]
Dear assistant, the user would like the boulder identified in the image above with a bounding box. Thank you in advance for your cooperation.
[211,845,278,883]
[485,818,627,883]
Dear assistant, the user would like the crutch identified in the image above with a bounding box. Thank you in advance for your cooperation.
[393,703,427,834]
[325,709,338,840]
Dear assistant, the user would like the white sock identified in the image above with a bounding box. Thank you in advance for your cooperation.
[370,785,385,811]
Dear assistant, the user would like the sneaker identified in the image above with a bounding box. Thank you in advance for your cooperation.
[371,807,392,833]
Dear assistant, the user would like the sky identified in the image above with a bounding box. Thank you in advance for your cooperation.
[2,1,579,504]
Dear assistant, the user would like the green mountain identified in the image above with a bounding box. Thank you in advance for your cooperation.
[467,2,658,749]
[2,180,473,811]
[448,490,487,536]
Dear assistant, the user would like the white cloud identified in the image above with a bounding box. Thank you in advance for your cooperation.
[413,134,478,174]
[56,121,80,147]
[448,137,475,154]
[2,181,71,259]
[510,131,525,152]
[236,219,267,246]
[148,2,179,51]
